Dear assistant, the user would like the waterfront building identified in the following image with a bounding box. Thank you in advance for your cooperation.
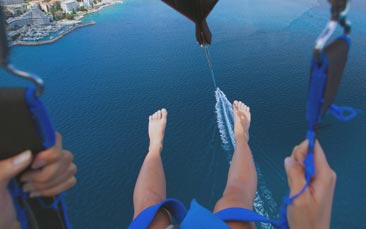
[40,2,49,13]
[61,0,78,14]
[1,0,26,15]
[29,0,42,9]
[4,3,26,15]
[0,0,23,5]
[39,0,59,13]
[82,0,93,8]
[7,7,51,30]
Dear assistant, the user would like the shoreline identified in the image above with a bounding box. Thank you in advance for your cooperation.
[11,0,122,47]
[12,21,96,46]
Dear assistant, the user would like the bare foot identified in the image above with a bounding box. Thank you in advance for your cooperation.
[233,101,251,143]
[148,108,168,152]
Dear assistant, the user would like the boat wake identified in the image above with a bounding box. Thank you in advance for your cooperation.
[215,87,277,229]
[215,88,235,156]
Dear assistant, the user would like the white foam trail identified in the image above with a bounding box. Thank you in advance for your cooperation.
[215,88,276,228]
[215,88,235,154]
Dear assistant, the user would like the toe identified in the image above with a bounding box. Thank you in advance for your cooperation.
[149,115,152,121]
[153,111,158,120]
[157,110,162,119]
[233,100,238,108]
[161,108,168,119]
[240,102,245,111]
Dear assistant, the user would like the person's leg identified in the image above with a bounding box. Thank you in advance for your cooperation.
[214,101,257,229]
[132,109,171,228]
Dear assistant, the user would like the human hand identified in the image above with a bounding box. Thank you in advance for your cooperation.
[285,140,336,229]
[20,132,77,197]
[0,151,32,229]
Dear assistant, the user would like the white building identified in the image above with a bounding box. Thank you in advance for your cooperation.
[4,3,26,15]
[7,7,50,29]
[82,0,93,8]
[61,0,78,14]
[0,0,23,5]
[39,0,58,14]
[40,2,49,13]
[1,0,26,15]
[28,0,42,9]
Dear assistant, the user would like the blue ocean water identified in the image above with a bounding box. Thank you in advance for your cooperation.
[1,0,366,228]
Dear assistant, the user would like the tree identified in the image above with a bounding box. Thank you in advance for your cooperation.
[55,1,62,11]
[54,10,64,20]
[65,13,74,20]
[79,6,87,11]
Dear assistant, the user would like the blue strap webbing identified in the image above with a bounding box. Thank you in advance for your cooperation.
[215,207,281,227]
[328,104,358,121]
[197,36,362,229]
[278,35,356,228]
[181,199,230,229]
[8,180,70,229]
[8,180,29,229]
[25,87,56,149]
[306,57,329,126]
[7,87,71,229]
[129,199,187,229]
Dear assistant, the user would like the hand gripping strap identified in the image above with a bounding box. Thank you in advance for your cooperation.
[0,87,70,229]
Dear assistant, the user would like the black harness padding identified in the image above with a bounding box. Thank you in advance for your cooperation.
[0,88,44,160]
[0,88,67,229]
[23,198,68,229]
[321,38,349,116]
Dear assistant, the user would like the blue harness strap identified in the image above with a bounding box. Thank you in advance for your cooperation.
[214,207,281,227]
[278,35,357,228]
[306,56,329,126]
[8,180,29,229]
[24,87,56,149]
[181,199,230,229]
[7,87,71,229]
[328,104,358,121]
[128,198,187,229]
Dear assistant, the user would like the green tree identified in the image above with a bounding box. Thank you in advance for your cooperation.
[54,10,64,20]
[55,2,61,11]
[65,13,74,20]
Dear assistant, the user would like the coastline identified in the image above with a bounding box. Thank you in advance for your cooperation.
[11,0,122,47]
[81,0,123,19]
[12,21,96,46]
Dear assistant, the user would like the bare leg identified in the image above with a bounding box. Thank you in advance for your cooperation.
[214,101,257,229]
[133,109,170,228]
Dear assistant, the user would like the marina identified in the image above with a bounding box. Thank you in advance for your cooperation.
[13,21,95,46]
[5,0,121,46]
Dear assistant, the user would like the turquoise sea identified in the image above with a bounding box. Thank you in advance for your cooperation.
[1,0,366,228]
